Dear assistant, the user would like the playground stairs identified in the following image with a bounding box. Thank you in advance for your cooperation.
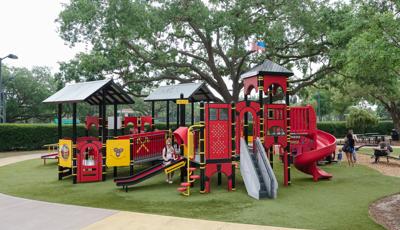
[177,167,199,196]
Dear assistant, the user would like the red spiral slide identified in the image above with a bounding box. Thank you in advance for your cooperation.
[294,130,337,181]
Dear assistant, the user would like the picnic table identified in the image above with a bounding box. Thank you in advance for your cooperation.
[41,143,59,165]
[356,133,387,145]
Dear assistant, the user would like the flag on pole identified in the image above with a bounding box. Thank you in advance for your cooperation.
[251,40,266,52]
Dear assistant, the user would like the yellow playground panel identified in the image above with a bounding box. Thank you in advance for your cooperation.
[106,139,131,167]
[58,139,72,168]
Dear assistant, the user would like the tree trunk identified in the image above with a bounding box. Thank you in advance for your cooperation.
[390,109,400,131]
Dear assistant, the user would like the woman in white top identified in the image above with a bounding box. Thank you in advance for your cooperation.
[162,138,176,184]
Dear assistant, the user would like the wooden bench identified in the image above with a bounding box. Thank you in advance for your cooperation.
[42,143,59,165]
[41,153,59,165]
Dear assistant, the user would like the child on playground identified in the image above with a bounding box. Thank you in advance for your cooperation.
[337,149,343,163]
[162,138,177,184]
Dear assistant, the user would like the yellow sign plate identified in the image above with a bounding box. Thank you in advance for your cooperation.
[176,99,189,105]
[106,139,131,167]
[59,139,72,168]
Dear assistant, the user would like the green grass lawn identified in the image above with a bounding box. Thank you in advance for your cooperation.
[0,159,398,230]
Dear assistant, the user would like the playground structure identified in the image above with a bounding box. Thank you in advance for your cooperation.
[43,60,336,199]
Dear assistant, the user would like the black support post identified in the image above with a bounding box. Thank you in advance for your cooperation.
[101,91,107,181]
[72,103,77,184]
[166,101,170,130]
[58,104,62,139]
[58,103,63,180]
[151,101,155,131]
[113,103,118,177]
[244,95,249,144]
[191,100,194,125]
[176,102,179,128]
[129,137,134,175]
[98,104,102,141]
[199,102,206,193]
[269,85,274,169]
[231,102,236,190]
[258,77,264,144]
[179,94,185,127]
[286,82,291,185]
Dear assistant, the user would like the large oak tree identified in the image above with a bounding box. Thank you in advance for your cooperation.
[57,0,345,102]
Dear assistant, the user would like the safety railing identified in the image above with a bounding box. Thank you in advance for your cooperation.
[118,130,167,161]
[290,105,316,134]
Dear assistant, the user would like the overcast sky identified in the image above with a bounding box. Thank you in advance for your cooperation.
[0,0,82,72]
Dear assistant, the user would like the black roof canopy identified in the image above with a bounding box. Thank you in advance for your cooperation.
[241,60,294,79]
[43,79,134,105]
[144,82,217,102]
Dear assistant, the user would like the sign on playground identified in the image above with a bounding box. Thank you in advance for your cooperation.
[176,99,189,105]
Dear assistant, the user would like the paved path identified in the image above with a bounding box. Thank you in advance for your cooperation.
[0,153,301,230]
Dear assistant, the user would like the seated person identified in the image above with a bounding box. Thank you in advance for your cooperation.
[373,141,393,163]
[163,138,177,184]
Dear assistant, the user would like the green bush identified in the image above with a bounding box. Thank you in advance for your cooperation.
[346,108,378,133]
[317,120,394,137]
[0,124,86,152]
[0,123,174,152]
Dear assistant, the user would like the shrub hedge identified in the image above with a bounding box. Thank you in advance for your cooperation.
[0,121,395,152]
[0,123,175,152]
[0,124,86,152]
[317,121,394,137]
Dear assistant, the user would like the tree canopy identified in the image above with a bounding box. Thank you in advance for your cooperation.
[57,0,346,102]
[55,0,400,130]
[1,66,57,122]
[337,0,400,129]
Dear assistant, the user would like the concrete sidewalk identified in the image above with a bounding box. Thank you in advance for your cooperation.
[0,153,301,230]
[0,153,42,167]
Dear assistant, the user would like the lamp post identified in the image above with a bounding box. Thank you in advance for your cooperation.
[0,53,18,123]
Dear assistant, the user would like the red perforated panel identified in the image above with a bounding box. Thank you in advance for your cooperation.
[205,104,231,160]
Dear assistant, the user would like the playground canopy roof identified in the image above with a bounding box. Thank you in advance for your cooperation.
[240,60,294,79]
[43,79,134,105]
[144,82,217,102]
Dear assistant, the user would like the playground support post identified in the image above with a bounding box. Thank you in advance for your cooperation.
[191,100,194,125]
[113,103,118,177]
[151,101,155,131]
[72,103,77,184]
[258,76,264,144]
[179,94,185,127]
[166,100,170,130]
[286,83,291,185]
[113,104,118,136]
[176,101,179,128]
[244,95,249,145]
[58,104,62,139]
[268,85,274,169]
[57,103,63,180]
[129,137,134,175]
[98,104,102,141]
[101,91,107,181]
[199,101,206,193]
[231,102,236,190]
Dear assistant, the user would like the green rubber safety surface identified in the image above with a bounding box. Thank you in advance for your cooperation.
[0,159,398,230]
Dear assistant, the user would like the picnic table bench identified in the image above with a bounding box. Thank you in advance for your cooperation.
[41,143,59,165]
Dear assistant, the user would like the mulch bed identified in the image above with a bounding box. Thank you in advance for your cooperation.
[352,154,400,229]
[369,194,400,230]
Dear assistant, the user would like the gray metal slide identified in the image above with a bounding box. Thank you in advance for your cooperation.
[240,138,278,200]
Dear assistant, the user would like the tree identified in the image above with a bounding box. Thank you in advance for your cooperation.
[57,0,346,102]
[2,66,57,122]
[346,108,378,133]
[338,1,400,130]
